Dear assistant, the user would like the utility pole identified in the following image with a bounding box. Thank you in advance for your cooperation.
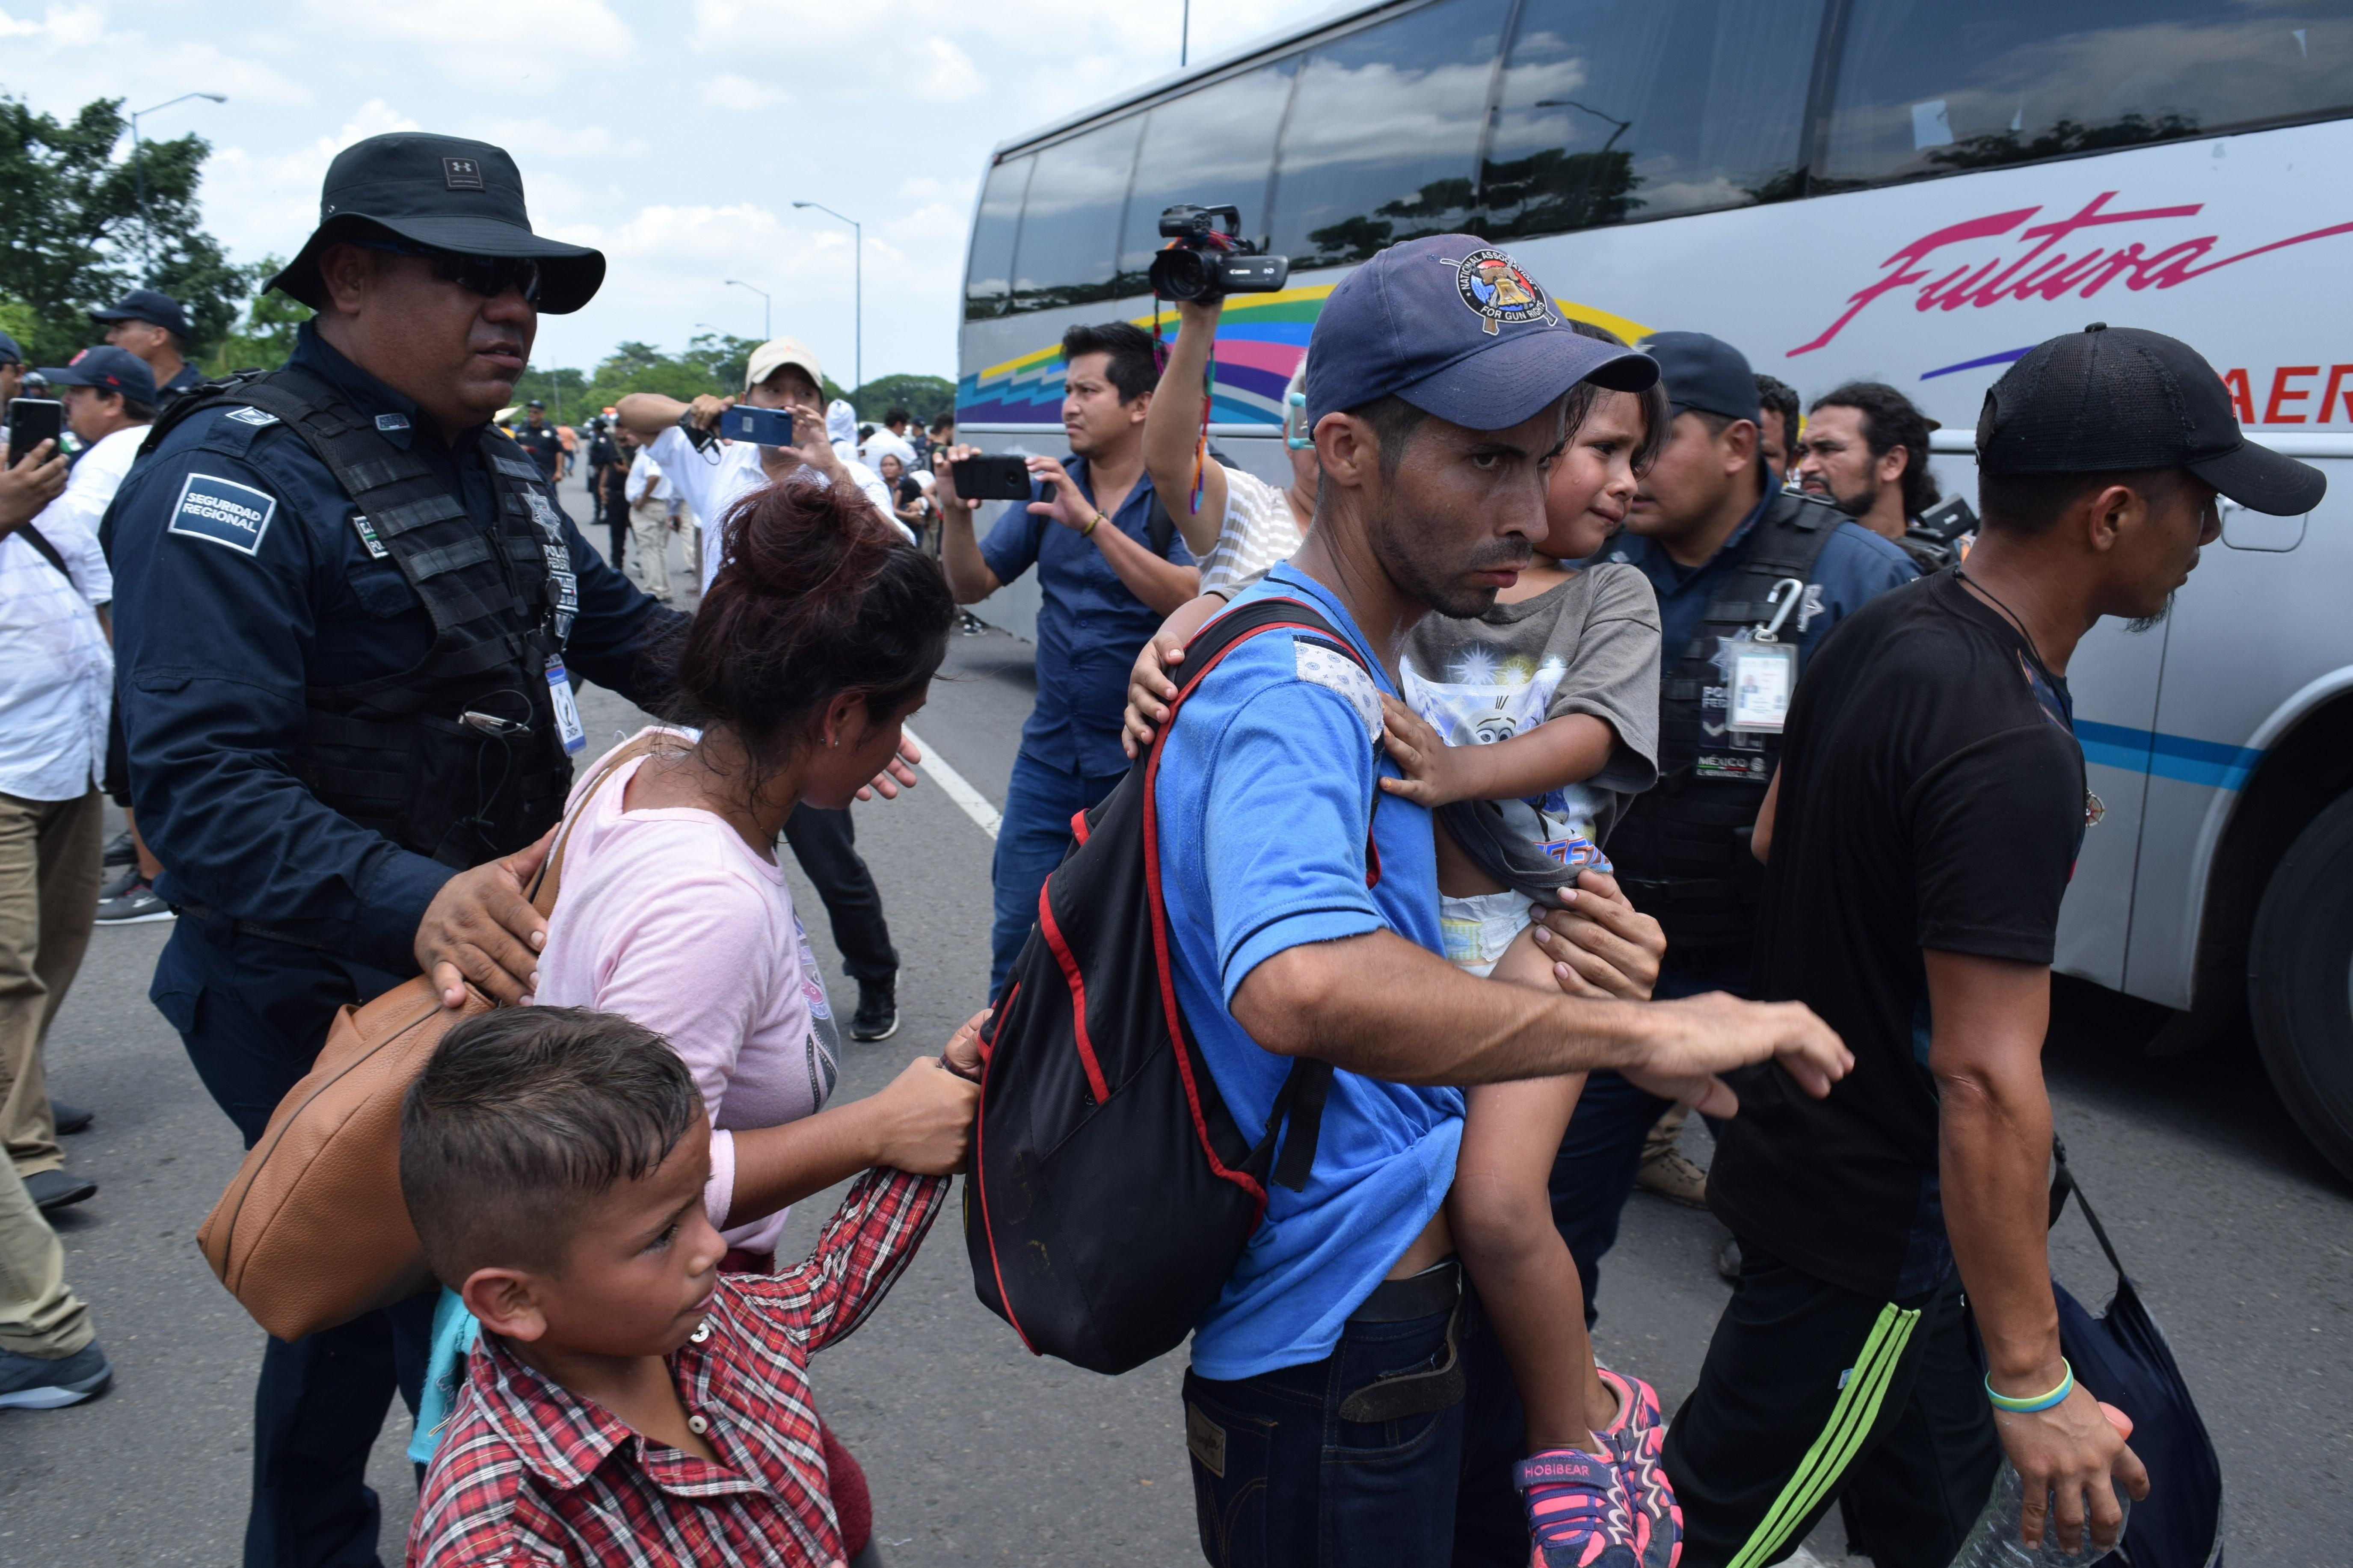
[127,92,228,283]
[792,202,862,407]
[1182,0,1191,67]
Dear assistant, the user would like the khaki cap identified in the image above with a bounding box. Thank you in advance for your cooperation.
[746,337,825,394]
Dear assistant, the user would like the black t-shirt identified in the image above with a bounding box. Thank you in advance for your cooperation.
[894,474,925,510]
[512,422,563,479]
[1708,569,2088,1299]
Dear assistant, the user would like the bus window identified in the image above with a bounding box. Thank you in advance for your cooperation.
[965,154,1032,321]
[1482,0,1824,240]
[1117,58,1299,294]
[1266,0,1513,269]
[1820,0,2353,189]
[1010,118,1145,314]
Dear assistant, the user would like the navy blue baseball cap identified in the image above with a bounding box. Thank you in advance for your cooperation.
[0,328,21,365]
[90,287,192,339]
[1304,234,1657,429]
[266,133,604,314]
[1639,332,1760,422]
[37,345,157,406]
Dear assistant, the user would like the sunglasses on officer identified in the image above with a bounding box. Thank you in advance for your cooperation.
[353,237,543,306]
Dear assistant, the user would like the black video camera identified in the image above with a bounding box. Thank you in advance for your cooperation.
[1147,204,1290,304]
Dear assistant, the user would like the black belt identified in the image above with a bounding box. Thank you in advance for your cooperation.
[1338,1260,1467,1424]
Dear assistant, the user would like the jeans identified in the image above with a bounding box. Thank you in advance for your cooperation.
[1547,941,1751,1326]
[1182,1290,1526,1568]
[988,751,1125,1001]
[782,803,898,988]
[150,923,437,1568]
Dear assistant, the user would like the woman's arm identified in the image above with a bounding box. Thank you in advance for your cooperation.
[722,1055,976,1227]
[1140,298,1230,558]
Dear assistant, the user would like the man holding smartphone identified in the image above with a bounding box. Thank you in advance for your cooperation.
[933,320,1200,1001]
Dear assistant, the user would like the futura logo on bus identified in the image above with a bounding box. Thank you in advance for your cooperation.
[1790,192,2353,358]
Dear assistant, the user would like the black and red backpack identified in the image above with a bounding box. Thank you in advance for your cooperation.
[966,596,1376,1375]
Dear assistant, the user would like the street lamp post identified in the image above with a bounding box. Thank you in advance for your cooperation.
[791,201,861,408]
[128,92,228,284]
[723,278,771,340]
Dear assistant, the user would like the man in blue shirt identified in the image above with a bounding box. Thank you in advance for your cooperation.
[1567,333,1920,1320]
[936,320,1198,997]
[1154,237,1852,1566]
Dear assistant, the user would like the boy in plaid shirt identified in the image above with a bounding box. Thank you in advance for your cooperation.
[399,1007,951,1567]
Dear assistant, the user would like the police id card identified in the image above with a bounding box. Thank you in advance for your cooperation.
[545,657,587,754]
[1727,640,1798,734]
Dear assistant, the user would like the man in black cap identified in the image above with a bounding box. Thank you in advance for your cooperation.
[92,287,205,411]
[104,132,685,1568]
[1668,323,2322,1566]
[1546,331,1919,1319]
[0,328,25,409]
[512,396,563,484]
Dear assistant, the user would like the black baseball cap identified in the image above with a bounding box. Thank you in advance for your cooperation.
[90,287,191,339]
[0,328,21,366]
[526,399,546,410]
[1979,323,2324,516]
[36,345,157,407]
[1304,234,1656,429]
[1639,331,1760,422]
[266,133,604,315]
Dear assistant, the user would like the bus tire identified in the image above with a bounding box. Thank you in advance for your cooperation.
[2248,790,2353,1183]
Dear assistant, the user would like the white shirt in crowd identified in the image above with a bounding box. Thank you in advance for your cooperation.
[0,422,142,800]
[1200,463,1307,599]
[626,448,672,504]
[643,426,907,594]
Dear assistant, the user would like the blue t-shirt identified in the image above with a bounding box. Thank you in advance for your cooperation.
[980,457,1194,778]
[1606,491,1919,668]
[1154,564,1463,1382]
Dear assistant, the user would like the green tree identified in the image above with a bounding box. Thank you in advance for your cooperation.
[204,255,313,374]
[853,373,956,423]
[0,93,255,365]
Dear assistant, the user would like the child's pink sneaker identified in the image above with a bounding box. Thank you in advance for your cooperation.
[1514,1445,1640,1568]
[1596,1367,1682,1568]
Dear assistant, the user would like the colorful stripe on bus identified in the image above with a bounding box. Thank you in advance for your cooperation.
[2077,720,2264,790]
[956,289,1653,426]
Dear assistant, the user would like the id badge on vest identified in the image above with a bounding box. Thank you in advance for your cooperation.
[545,657,587,754]
[1727,640,1797,734]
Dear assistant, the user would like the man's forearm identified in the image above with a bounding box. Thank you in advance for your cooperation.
[615,393,688,440]
[1927,949,2064,1387]
[1233,930,1657,1085]
[939,510,1000,603]
[1144,308,1224,550]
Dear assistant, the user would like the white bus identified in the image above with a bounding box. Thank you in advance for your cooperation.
[955,0,2353,1177]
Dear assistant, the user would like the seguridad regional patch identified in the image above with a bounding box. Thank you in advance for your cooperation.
[167,472,279,556]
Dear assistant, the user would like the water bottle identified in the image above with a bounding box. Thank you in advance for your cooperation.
[1950,1403,2135,1566]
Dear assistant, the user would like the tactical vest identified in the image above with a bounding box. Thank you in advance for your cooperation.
[1610,490,1843,948]
[131,368,580,868]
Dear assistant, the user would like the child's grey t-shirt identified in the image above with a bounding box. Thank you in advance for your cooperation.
[1400,562,1661,857]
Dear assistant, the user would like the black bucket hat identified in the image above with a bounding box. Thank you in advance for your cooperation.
[265,133,605,315]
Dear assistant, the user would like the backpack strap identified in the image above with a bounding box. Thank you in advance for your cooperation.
[1153,594,1370,1194]
[2047,1133,2129,1287]
[14,523,74,583]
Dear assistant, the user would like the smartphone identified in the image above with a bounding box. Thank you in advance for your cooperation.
[951,453,1034,501]
[5,398,64,468]
[719,404,796,446]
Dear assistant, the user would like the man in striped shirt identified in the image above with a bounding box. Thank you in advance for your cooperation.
[400,1007,946,1568]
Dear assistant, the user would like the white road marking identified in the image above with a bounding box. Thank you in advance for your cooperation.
[901,726,1000,840]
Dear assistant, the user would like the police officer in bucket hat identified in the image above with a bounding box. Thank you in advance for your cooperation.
[104,133,682,1568]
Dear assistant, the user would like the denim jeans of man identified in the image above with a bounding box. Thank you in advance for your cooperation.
[988,751,1124,1000]
[1547,941,1750,1326]
[1182,1284,1525,1568]
[782,802,898,987]
[151,924,436,1568]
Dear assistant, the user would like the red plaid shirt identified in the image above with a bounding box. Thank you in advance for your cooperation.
[406,1168,946,1567]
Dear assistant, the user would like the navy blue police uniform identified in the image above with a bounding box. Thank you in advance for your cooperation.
[512,416,563,482]
[104,132,670,1568]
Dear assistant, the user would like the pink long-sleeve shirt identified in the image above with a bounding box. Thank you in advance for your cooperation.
[536,730,841,1254]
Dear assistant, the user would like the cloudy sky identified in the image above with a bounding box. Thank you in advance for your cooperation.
[1,0,1340,383]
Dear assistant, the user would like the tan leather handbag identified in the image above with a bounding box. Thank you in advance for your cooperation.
[196,735,660,1341]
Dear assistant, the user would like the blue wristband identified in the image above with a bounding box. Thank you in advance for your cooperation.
[1986,1360,2074,1414]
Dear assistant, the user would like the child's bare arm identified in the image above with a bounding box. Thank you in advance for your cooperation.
[1379,695,1616,808]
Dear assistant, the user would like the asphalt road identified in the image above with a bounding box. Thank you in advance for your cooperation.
[6,488,2349,1566]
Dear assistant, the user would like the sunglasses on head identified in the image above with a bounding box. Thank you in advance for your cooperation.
[353,237,543,305]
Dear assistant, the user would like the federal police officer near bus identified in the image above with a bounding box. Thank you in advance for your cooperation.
[104,133,686,1568]
[1548,331,1920,1316]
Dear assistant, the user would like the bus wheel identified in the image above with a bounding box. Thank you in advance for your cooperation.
[2249,791,2353,1183]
